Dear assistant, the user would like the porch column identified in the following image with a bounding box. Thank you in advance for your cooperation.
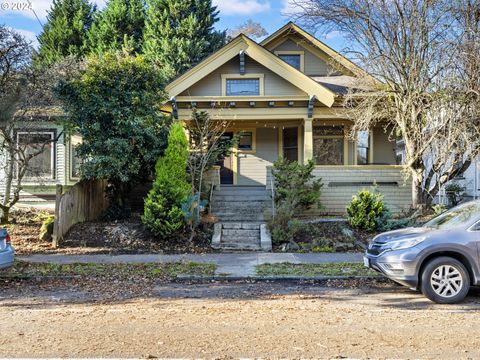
[303,118,313,164]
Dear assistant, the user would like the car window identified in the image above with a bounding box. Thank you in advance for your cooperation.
[424,202,480,230]
[471,221,480,231]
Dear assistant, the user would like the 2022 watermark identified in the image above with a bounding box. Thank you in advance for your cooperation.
[0,2,32,11]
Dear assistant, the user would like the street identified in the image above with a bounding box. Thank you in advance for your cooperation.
[0,279,479,358]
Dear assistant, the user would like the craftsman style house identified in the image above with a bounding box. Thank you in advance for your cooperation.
[165,22,411,215]
[0,22,412,216]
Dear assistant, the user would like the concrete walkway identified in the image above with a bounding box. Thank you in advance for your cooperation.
[18,252,364,277]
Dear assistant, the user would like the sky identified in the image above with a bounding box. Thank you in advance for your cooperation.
[0,0,348,52]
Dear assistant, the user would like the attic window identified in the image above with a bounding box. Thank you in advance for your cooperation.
[226,79,260,96]
[279,55,301,69]
[275,51,304,72]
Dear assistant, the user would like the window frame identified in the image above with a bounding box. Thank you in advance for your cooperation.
[312,124,347,166]
[16,130,56,181]
[355,130,372,166]
[236,128,256,153]
[274,51,305,72]
[70,134,83,180]
[221,74,265,96]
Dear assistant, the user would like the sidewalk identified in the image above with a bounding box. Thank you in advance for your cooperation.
[18,252,364,277]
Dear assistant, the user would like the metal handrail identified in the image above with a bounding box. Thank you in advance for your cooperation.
[209,182,215,214]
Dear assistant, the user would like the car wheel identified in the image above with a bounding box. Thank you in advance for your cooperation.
[420,257,470,304]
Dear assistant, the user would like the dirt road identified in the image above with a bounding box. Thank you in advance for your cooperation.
[0,279,479,358]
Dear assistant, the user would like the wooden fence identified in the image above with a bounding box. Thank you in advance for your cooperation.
[52,179,109,247]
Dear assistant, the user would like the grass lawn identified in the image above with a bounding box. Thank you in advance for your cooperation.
[3,261,217,280]
[256,262,380,277]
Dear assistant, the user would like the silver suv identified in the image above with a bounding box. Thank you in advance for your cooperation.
[364,200,480,304]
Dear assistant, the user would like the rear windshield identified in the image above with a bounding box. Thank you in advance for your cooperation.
[424,202,480,230]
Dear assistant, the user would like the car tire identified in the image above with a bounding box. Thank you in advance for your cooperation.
[420,257,470,304]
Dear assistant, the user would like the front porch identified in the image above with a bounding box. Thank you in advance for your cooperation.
[204,118,412,215]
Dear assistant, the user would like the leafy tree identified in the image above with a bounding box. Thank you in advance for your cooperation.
[143,0,226,81]
[87,0,145,55]
[34,0,96,68]
[142,122,191,237]
[56,51,168,213]
[227,19,268,40]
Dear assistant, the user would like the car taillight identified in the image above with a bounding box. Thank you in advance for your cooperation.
[5,234,11,244]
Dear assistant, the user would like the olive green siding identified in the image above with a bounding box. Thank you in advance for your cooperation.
[179,55,307,97]
[372,127,397,164]
[237,127,278,185]
[267,165,411,215]
[272,38,336,76]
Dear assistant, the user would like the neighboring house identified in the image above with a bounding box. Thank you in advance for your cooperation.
[396,140,480,204]
[165,22,411,215]
[0,108,81,204]
[1,22,413,216]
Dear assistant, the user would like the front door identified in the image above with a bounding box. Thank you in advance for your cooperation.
[217,132,234,184]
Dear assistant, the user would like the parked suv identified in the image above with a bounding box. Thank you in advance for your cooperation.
[364,200,480,304]
[0,228,14,269]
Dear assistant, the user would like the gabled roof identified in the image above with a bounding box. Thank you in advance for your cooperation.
[261,22,375,82]
[165,34,336,107]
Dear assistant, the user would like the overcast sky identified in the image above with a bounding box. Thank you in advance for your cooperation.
[0,0,347,51]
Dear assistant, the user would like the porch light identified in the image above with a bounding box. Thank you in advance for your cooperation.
[249,101,256,107]
[229,102,236,108]
[268,101,275,107]
[288,101,294,107]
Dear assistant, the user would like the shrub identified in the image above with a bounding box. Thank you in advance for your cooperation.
[432,204,447,215]
[39,215,55,241]
[268,158,323,244]
[346,189,384,231]
[142,122,191,237]
[445,182,465,207]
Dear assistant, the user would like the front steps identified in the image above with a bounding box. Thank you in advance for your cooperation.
[210,186,272,251]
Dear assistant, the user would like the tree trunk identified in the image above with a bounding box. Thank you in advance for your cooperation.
[2,148,15,207]
[0,205,9,224]
[411,169,427,210]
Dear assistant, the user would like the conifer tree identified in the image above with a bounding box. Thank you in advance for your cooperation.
[87,0,145,55]
[35,0,96,67]
[143,0,226,81]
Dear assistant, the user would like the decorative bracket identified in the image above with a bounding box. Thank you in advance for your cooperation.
[239,50,245,75]
[307,95,316,118]
[170,96,178,119]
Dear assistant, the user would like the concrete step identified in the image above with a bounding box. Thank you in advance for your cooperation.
[222,222,260,230]
[218,243,261,251]
[215,186,265,193]
[212,200,267,208]
[221,229,259,237]
[214,213,265,221]
[213,195,268,202]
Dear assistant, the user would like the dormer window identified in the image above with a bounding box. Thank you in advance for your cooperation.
[275,51,305,72]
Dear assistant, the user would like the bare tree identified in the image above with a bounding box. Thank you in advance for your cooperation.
[185,110,237,239]
[0,26,72,223]
[292,0,480,208]
[227,19,269,40]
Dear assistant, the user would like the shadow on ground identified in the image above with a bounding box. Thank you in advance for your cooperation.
[1,277,480,311]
